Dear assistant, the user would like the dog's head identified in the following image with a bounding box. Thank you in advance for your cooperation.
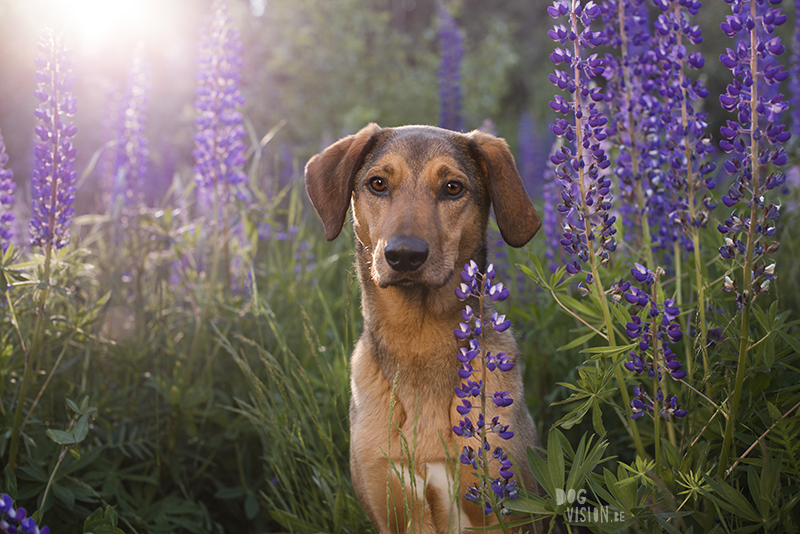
[305,124,541,289]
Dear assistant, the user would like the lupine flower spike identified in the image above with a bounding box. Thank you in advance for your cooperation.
[717,0,789,477]
[30,28,77,251]
[622,263,688,420]
[9,27,79,472]
[791,0,800,136]
[0,128,14,254]
[437,2,464,132]
[599,0,662,252]
[194,0,247,197]
[453,261,519,517]
[112,42,151,207]
[548,1,615,282]
[548,0,646,458]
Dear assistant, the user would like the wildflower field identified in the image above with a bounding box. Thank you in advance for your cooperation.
[1,0,800,532]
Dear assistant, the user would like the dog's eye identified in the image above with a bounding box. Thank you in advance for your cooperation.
[368,177,388,194]
[442,181,464,199]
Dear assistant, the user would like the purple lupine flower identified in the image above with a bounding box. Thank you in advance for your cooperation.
[630,385,682,420]
[790,0,800,136]
[193,0,247,196]
[623,265,688,386]
[29,28,77,251]
[718,0,788,307]
[437,2,464,132]
[542,139,573,272]
[651,0,716,251]
[112,43,151,207]
[599,0,662,241]
[0,493,50,534]
[630,385,652,419]
[452,261,519,516]
[0,128,14,253]
[548,1,616,276]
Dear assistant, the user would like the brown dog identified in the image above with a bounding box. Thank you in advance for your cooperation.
[305,124,541,533]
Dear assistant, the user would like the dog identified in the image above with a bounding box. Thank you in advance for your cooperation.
[305,124,542,533]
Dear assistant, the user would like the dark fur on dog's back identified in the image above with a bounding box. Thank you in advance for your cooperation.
[306,124,542,533]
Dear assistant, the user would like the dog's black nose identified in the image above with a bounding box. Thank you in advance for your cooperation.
[384,236,429,272]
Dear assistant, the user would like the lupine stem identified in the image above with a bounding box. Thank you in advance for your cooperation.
[718,0,759,477]
[8,36,64,467]
[570,1,646,459]
[674,6,711,379]
[616,0,656,272]
[478,287,491,525]
[616,0,677,448]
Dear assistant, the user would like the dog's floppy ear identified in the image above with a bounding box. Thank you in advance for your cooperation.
[468,130,541,248]
[305,123,382,241]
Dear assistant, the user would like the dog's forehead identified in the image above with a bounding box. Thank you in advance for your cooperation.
[367,126,476,175]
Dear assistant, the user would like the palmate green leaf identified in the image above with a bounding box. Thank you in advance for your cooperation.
[549,265,568,291]
[553,398,593,430]
[747,466,769,520]
[608,301,632,331]
[527,446,556,498]
[778,329,800,356]
[518,263,547,290]
[503,492,552,515]
[765,332,775,369]
[661,439,681,471]
[592,401,606,437]
[557,331,598,352]
[65,397,82,414]
[83,505,125,534]
[526,253,545,282]
[52,482,76,508]
[751,303,769,333]
[558,294,603,320]
[579,342,638,356]
[245,492,260,520]
[46,429,76,445]
[548,429,565,494]
[564,433,609,494]
[73,413,91,443]
[766,401,783,421]
[4,465,17,500]
[700,473,761,523]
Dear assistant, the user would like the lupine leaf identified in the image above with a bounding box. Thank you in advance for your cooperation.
[4,465,17,500]
[557,331,597,352]
[700,474,761,522]
[527,446,555,498]
[548,429,565,495]
[46,429,76,445]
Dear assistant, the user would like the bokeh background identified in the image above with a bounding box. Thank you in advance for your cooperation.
[2,0,784,215]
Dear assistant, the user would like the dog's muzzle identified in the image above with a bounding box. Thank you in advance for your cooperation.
[384,236,429,272]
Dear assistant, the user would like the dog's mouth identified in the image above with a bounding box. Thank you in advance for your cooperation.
[377,269,454,290]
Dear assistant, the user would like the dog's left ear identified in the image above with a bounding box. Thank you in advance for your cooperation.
[468,130,542,247]
[305,123,382,241]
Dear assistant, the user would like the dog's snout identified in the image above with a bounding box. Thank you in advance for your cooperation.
[384,236,429,272]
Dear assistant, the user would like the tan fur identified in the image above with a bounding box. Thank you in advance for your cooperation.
[305,124,542,534]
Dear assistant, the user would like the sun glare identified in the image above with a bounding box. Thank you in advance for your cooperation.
[58,0,159,48]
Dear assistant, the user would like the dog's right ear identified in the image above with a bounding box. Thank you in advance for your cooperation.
[305,123,382,241]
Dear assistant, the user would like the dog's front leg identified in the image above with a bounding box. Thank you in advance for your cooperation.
[350,451,442,534]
